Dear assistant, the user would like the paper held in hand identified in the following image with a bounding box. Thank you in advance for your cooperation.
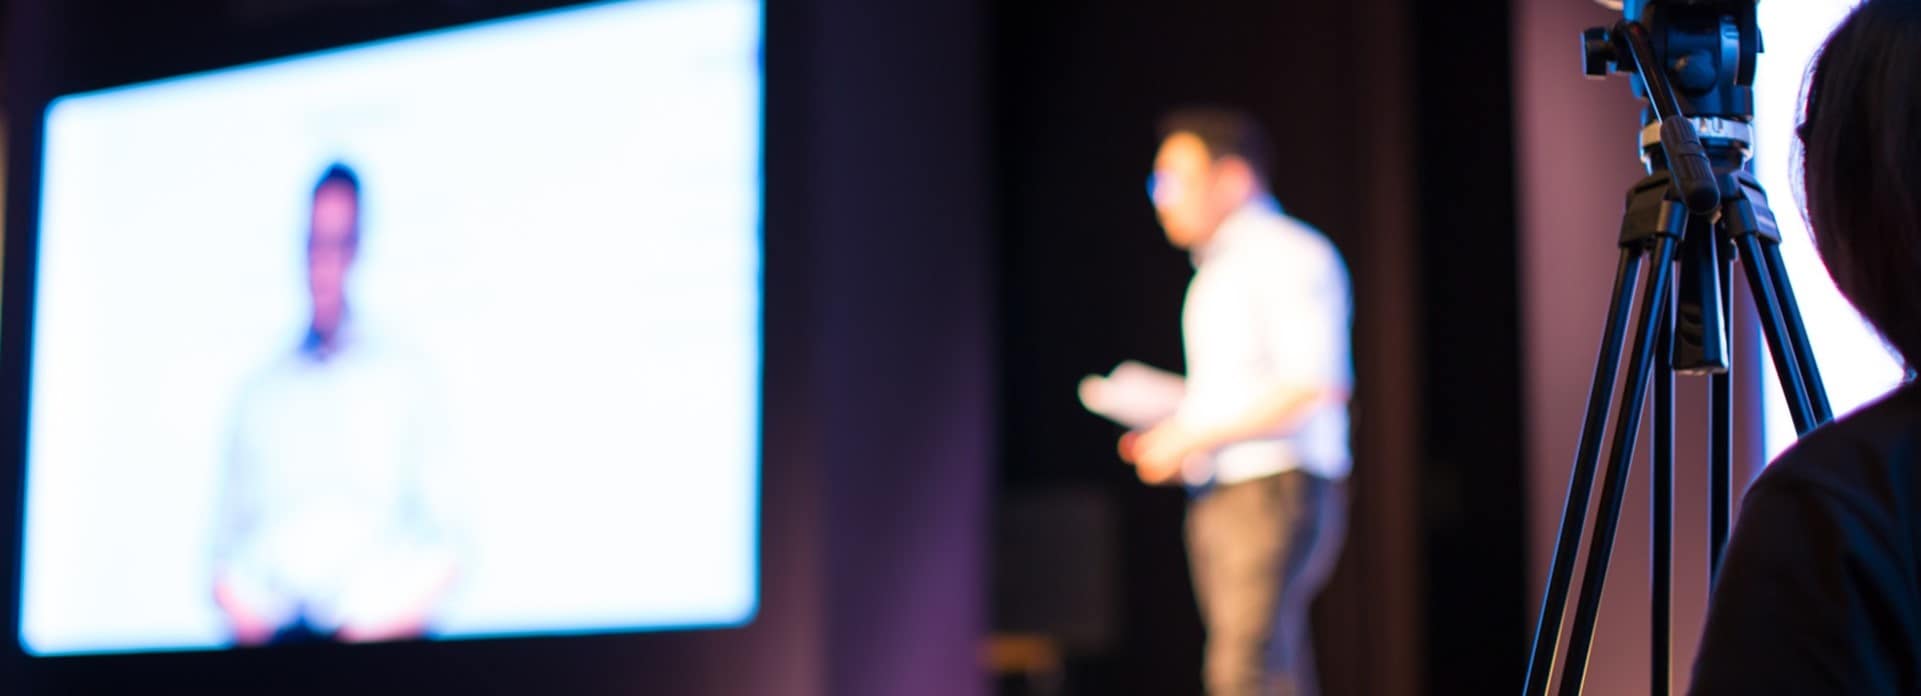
[1078,361,1185,430]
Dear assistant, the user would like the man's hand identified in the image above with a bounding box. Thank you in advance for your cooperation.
[338,614,430,644]
[1122,421,1212,485]
[336,556,458,644]
[213,577,281,646]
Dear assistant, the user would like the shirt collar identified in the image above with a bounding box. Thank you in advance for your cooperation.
[300,313,360,363]
[1192,195,1282,266]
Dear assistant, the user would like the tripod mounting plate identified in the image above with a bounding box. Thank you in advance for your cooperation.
[1641,117,1754,157]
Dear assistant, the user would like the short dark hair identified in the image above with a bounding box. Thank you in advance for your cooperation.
[1155,106,1274,182]
[1802,0,1921,367]
[314,162,360,199]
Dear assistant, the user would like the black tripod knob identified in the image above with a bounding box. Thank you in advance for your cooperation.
[1584,27,1618,77]
[1673,49,1720,94]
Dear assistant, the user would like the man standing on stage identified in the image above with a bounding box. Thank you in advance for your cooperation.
[1124,106,1353,696]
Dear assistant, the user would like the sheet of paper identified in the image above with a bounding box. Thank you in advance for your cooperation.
[1078,361,1185,429]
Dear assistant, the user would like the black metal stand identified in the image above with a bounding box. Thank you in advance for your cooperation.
[1521,165,1831,696]
[1520,18,1834,696]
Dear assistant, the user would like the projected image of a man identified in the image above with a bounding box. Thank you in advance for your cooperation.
[211,163,459,646]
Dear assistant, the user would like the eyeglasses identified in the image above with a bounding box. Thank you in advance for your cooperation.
[1147,172,1181,207]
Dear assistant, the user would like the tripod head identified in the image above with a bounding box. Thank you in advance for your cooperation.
[1584,1,1761,187]
[1595,1,1760,123]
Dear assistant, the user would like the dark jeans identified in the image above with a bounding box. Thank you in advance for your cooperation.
[1186,470,1348,696]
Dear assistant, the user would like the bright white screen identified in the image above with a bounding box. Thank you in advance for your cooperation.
[1753,0,1905,461]
[19,0,761,655]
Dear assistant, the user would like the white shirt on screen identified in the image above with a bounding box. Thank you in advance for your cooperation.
[1177,197,1353,486]
[214,324,457,635]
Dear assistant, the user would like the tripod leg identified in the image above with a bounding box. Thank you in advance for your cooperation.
[1652,267,1674,696]
[1733,234,1817,435]
[1760,242,1834,424]
[1523,248,1645,696]
[1559,234,1682,696]
[1709,245,1733,578]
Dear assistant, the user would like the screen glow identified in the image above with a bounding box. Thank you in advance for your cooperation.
[19,0,762,655]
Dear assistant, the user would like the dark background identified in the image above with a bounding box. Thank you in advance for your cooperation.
[0,0,1555,693]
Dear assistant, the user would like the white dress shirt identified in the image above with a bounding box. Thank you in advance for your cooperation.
[1177,198,1353,485]
[214,325,456,634]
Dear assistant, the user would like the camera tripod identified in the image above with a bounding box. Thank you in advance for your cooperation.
[1520,12,1832,696]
